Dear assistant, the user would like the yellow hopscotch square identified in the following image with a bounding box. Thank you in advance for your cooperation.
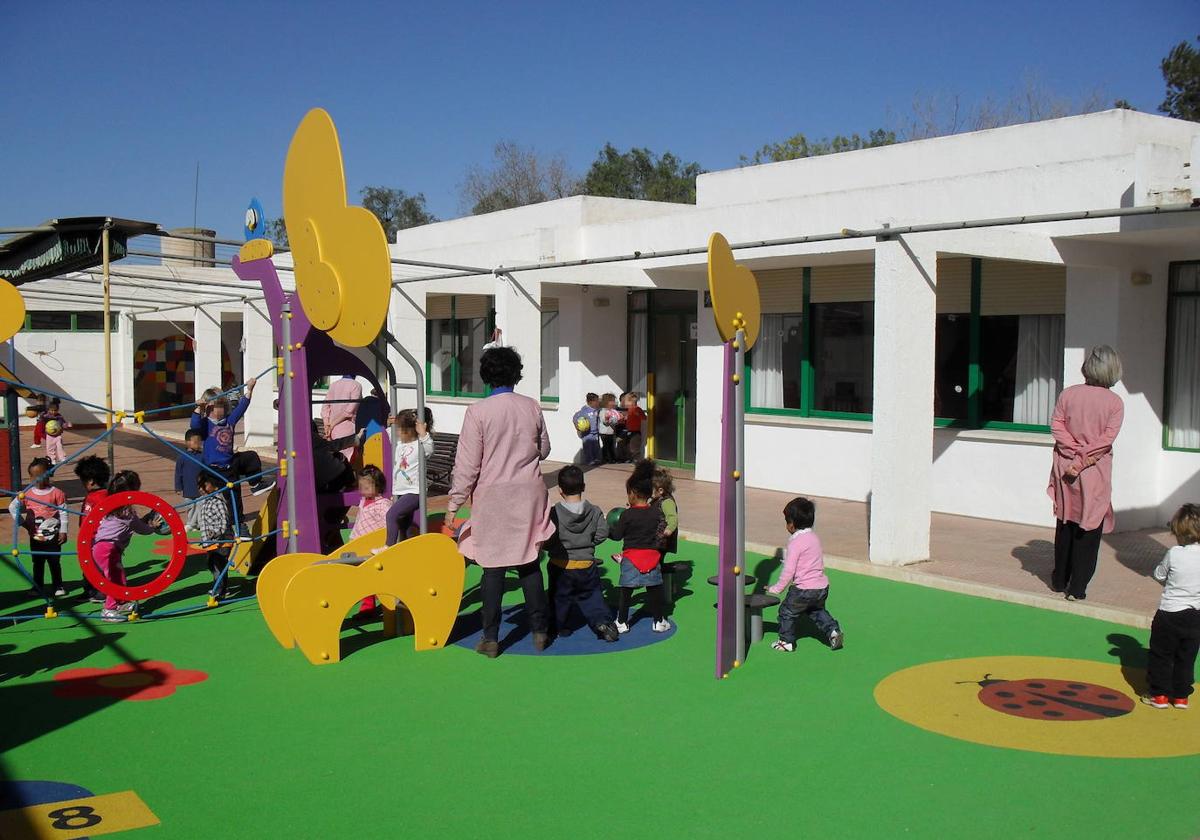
[0,790,159,839]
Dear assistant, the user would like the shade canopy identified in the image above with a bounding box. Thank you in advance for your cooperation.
[0,217,159,285]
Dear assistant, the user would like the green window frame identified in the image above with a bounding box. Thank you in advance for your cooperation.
[1163,260,1200,452]
[744,267,872,422]
[425,295,495,398]
[745,259,1059,432]
[25,311,118,333]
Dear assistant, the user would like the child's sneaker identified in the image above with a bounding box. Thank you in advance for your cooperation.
[1172,697,1189,710]
[101,609,126,623]
[771,640,794,652]
[652,618,672,633]
[116,601,137,614]
[1141,694,1170,709]
[829,629,844,650]
[53,587,67,597]
[250,478,277,497]
[614,619,630,634]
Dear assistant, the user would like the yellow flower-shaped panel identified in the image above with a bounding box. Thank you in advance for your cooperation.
[706,232,760,350]
[283,108,391,347]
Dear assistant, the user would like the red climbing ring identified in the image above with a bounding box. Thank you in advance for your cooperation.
[77,491,188,603]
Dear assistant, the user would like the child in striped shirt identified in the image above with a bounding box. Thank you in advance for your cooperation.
[351,465,391,613]
[9,457,68,596]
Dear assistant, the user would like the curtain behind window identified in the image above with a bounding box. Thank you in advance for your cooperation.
[751,314,785,408]
[1167,283,1200,449]
[628,311,648,394]
[1013,314,1065,425]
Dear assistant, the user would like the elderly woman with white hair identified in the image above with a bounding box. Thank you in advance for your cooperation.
[1047,345,1125,601]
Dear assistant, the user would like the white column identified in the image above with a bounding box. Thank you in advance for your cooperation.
[192,306,223,399]
[387,285,427,412]
[241,300,276,450]
[494,273,542,400]
[115,312,136,416]
[869,235,938,565]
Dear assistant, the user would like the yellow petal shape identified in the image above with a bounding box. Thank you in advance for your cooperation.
[283,108,392,347]
[706,232,761,350]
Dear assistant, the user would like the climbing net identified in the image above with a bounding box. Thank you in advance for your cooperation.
[1,365,281,626]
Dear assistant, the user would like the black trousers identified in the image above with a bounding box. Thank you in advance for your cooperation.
[214,451,263,535]
[480,561,548,642]
[30,538,63,590]
[206,549,232,599]
[600,435,616,463]
[1148,608,1200,699]
[1053,519,1103,598]
[616,584,665,623]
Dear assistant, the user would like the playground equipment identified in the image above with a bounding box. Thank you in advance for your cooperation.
[257,529,465,664]
[707,232,762,679]
[237,107,464,663]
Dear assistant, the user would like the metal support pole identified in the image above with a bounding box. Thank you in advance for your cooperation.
[101,224,114,474]
[281,301,298,553]
[380,329,428,534]
[734,328,747,665]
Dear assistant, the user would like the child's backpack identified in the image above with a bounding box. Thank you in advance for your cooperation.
[571,408,593,438]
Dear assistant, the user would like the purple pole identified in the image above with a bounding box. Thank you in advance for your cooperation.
[715,341,739,678]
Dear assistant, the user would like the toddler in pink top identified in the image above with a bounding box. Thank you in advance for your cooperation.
[351,465,391,614]
[766,497,843,652]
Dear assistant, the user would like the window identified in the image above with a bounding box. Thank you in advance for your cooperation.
[1165,262,1200,450]
[425,295,494,397]
[745,264,873,419]
[25,311,118,332]
[540,299,559,401]
[934,258,1065,430]
[744,259,1064,431]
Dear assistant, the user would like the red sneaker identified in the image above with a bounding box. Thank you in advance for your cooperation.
[1171,697,1189,710]
[1141,694,1170,709]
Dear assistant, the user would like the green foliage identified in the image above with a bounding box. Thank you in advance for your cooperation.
[266,217,288,248]
[461,141,577,216]
[741,129,896,165]
[580,144,703,204]
[1160,36,1200,121]
[359,186,438,240]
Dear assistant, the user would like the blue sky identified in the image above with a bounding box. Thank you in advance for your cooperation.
[1,1,1192,239]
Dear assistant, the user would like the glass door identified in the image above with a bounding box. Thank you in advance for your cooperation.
[647,292,698,468]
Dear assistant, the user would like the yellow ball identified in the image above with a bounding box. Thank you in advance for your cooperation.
[44,419,62,436]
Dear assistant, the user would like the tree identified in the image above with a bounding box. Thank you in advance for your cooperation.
[1160,36,1200,121]
[580,144,703,204]
[741,129,896,165]
[897,76,1109,141]
[460,141,578,215]
[266,218,288,248]
[359,186,437,240]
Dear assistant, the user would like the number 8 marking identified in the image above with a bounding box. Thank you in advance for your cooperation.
[47,805,102,830]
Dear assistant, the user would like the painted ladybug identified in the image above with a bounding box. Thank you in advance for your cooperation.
[965,674,1135,721]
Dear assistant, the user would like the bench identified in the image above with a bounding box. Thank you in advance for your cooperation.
[425,432,459,494]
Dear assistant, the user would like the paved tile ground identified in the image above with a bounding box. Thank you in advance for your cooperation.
[22,425,1174,627]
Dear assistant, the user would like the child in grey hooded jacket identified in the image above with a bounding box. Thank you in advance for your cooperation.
[545,465,620,642]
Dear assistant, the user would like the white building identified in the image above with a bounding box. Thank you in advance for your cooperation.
[10,109,1200,566]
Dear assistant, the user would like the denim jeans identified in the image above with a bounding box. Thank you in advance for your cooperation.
[778,586,840,645]
[548,562,611,631]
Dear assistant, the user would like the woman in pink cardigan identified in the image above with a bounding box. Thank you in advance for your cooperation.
[444,347,554,658]
[1047,345,1124,601]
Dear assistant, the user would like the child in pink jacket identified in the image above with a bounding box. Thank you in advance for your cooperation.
[767,497,843,652]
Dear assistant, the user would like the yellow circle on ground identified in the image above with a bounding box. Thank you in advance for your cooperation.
[874,656,1200,759]
[706,232,760,350]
